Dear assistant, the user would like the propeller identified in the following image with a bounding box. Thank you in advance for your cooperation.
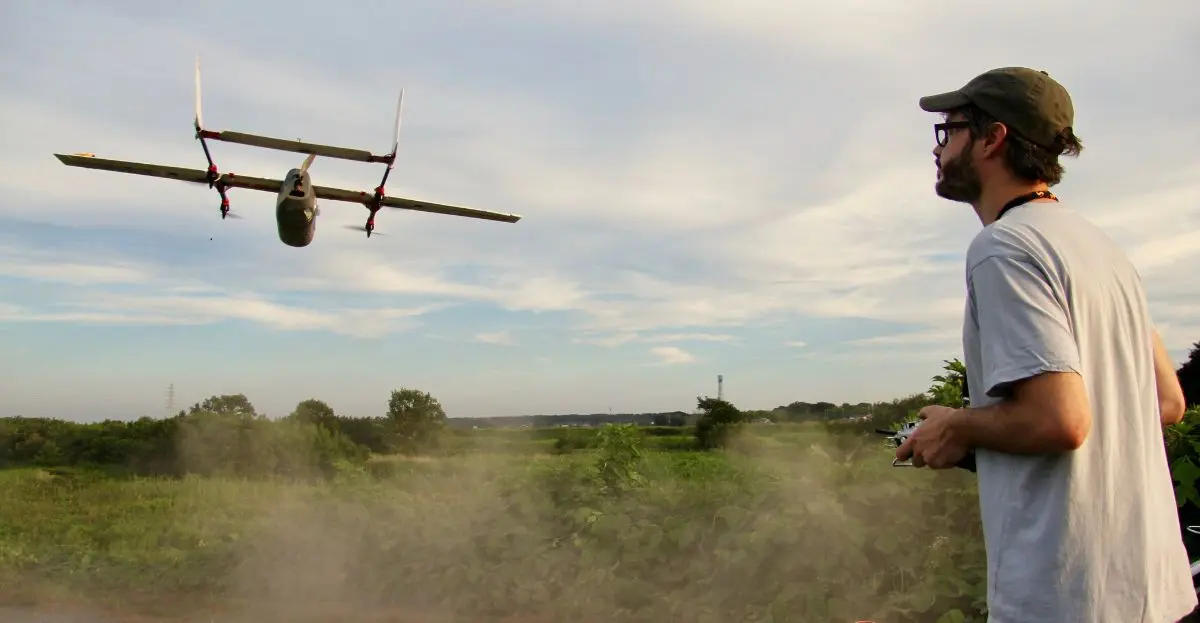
[276,153,317,208]
[343,224,387,236]
[218,196,245,219]
[391,88,403,157]
[194,55,203,133]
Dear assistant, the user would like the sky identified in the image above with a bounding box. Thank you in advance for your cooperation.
[1,1,1198,421]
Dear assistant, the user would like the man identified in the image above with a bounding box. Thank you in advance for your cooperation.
[895,67,1195,622]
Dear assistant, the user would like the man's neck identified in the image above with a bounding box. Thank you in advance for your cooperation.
[974,180,1053,226]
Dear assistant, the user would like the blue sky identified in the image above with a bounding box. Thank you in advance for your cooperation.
[2,1,1199,421]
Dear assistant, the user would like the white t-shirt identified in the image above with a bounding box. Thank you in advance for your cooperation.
[961,200,1196,622]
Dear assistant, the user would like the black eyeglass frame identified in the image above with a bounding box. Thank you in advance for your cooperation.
[934,121,971,147]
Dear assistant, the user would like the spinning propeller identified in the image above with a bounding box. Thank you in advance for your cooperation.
[350,88,404,238]
[277,152,316,209]
[343,224,388,236]
[193,56,242,219]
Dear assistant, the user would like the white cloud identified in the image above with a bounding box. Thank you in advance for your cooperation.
[645,333,737,343]
[0,294,436,339]
[648,346,696,366]
[0,256,150,285]
[572,331,736,348]
[3,0,1200,385]
[0,249,438,338]
[474,331,517,346]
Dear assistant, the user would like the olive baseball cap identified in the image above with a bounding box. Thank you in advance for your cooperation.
[919,67,1074,150]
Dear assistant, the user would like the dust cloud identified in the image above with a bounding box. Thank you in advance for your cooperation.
[183,424,975,622]
[3,421,981,623]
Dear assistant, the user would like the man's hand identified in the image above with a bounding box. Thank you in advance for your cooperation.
[895,405,972,469]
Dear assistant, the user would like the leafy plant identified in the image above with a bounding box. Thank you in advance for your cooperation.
[594,423,646,496]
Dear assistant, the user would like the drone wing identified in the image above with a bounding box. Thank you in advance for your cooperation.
[312,183,522,223]
[53,153,284,194]
[55,153,212,184]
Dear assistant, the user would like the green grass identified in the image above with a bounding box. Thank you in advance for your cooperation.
[0,428,989,623]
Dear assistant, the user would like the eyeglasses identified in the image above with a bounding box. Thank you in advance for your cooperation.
[934,121,970,147]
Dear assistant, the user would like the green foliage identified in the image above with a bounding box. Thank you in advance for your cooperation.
[386,387,448,455]
[1166,406,1200,559]
[928,358,967,407]
[694,396,745,449]
[0,395,368,481]
[0,444,987,622]
[593,423,646,496]
[1179,341,1200,407]
[3,352,1200,621]
[770,400,873,422]
[286,398,339,431]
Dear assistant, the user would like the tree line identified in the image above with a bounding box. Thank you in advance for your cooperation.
[1,341,1196,482]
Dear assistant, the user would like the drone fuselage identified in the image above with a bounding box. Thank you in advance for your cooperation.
[275,167,317,247]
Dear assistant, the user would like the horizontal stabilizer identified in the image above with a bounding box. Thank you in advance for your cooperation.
[199,130,390,163]
[313,184,521,223]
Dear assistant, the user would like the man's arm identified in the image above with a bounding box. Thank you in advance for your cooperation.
[958,252,1090,454]
[953,370,1091,454]
[1152,328,1186,426]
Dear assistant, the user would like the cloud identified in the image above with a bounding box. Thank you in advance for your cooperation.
[0,294,436,339]
[2,0,1200,422]
[0,248,439,338]
[0,256,150,286]
[648,346,696,366]
[474,331,517,346]
[572,331,736,348]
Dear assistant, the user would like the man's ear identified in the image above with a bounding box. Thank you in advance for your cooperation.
[979,122,1008,159]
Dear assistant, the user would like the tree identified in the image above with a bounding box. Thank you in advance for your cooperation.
[1179,341,1200,408]
[289,398,338,431]
[694,396,745,450]
[386,388,447,454]
[187,393,257,418]
[928,359,967,408]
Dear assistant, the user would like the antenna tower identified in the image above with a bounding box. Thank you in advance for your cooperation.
[166,383,176,415]
[717,374,724,401]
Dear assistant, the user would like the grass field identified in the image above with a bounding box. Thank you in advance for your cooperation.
[0,422,988,623]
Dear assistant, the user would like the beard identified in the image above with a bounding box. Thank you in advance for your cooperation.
[935,147,982,204]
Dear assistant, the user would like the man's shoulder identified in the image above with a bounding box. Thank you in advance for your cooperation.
[964,220,1037,274]
[966,204,1117,272]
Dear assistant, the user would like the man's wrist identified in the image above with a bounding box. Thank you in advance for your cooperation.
[950,405,988,449]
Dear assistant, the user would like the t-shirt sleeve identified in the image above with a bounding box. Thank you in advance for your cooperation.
[969,254,1082,398]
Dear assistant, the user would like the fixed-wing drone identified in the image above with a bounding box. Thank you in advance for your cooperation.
[53,57,521,247]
